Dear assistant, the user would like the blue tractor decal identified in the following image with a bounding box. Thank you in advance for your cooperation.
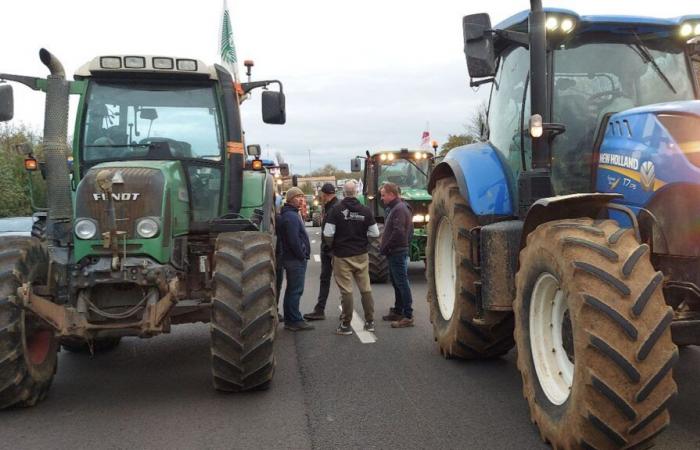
[426,3,700,449]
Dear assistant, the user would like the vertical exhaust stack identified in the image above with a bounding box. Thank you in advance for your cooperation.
[39,49,73,238]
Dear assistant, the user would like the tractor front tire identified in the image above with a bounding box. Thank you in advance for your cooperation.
[368,234,389,284]
[211,231,277,392]
[0,236,58,409]
[514,218,677,449]
[426,177,514,359]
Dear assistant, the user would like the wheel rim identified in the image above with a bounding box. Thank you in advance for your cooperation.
[435,217,456,321]
[529,272,574,406]
[27,329,52,366]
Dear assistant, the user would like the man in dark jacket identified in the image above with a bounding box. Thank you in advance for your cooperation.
[304,183,340,321]
[380,182,415,328]
[323,181,380,335]
[276,187,314,331]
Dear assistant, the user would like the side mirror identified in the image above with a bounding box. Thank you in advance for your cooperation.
[463,13,496,79]
[279,162,290,177]
[139,108,158,121]
[0,84,14,122]
[350,158,363,172]
[262,91,286,125]
[292,174,298,187]
[247,144,261,157]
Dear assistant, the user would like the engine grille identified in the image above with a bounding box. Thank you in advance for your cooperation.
[75,167,165,238]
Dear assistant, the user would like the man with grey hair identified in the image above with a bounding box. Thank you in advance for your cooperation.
[323,180,380,335]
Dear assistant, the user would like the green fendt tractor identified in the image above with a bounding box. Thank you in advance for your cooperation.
[0,49,288,408]
[351,149,434,282]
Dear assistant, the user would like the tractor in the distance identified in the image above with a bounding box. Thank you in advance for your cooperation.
[426,2,700,448]
[0,49,287,408]
[351,149,433,282]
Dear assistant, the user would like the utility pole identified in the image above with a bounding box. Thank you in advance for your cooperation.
[308,148,312,175]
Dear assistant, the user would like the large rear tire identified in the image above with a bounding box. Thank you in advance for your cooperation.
[426,177,514,359]
[0,236,58,409]
[515,218,677,449]
[368,233,389,284]
[211,232,277,392]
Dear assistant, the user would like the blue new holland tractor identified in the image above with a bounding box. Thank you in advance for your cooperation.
[426,2,700,448]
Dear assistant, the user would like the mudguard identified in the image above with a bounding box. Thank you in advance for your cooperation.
[428,142,514,218]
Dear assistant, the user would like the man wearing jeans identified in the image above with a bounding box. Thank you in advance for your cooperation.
[277,187,314,331]
[323,181,380,335]
[379,182,415,328]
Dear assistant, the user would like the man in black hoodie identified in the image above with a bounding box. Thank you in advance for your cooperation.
[304,183,340,321]
[276,187,314,331]
[323,181,380,335]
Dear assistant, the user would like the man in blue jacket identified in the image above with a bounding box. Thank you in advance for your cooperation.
[276,187,314,331]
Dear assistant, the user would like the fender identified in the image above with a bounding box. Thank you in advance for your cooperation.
[428,142,515,219]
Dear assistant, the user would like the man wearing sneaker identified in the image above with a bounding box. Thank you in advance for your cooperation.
[380,183,415,328]
[323,181,380,335]
[278,187,314,331]
[303,183,339,321]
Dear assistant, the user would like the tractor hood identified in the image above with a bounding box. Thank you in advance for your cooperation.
[73,160,189,264]
[596,99,700,207]
[400,188,431,202]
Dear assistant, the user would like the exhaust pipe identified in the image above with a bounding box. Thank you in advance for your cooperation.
[39,48,73,230]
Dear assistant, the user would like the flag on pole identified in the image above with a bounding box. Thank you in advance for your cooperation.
[421,130,431,151]
[219,0,240,83]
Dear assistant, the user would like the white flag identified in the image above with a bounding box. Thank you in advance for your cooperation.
[219,0,240,83]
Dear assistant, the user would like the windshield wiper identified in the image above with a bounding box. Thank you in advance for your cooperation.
[84,143,150,148]
[404,158,428,179]
[629,35,676,95]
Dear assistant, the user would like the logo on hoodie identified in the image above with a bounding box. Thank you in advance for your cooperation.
[341,208,365,221]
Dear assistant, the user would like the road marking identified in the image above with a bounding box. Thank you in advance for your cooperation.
[339,305,377,344]
[313,254,321,262]
[312,239,316,244]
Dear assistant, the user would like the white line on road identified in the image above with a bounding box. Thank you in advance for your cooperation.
[313,254,321,262]
[311,239,316,244]
[339,306,377,344]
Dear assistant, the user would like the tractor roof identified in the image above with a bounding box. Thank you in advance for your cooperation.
[495,8,700,32]
[74,55,218,80]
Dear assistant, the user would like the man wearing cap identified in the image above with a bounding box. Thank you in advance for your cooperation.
[304,183,340,321]
[276,187,314,331]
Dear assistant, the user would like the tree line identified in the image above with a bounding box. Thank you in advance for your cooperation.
[0,123,46,218]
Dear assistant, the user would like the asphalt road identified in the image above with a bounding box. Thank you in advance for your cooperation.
[3,226,700,449]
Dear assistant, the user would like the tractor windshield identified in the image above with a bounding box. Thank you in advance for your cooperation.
[377,158,430,189]
[551,35,696,193]
[82,82,223,162]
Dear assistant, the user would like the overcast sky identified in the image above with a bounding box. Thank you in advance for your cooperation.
[1,0,697,174]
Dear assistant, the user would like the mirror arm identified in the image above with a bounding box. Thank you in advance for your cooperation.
[470,77,495,87]
[0,73,41,91]
[492,29,530,48]
[241,79,284,95]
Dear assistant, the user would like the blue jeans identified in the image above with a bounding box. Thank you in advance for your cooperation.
[281,258,307,324]
[388,251,413,318]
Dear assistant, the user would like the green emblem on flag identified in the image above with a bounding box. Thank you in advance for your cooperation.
[220,8,237,65]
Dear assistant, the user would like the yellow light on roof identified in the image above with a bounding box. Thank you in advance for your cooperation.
[545,17,559,31]
[681,23,693,37]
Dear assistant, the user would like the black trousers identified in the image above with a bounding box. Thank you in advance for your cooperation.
[315,249,333,310]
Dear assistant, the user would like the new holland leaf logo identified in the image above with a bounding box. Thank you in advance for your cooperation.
[640,161,655,191]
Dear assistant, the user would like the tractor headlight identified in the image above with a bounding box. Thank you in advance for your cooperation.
[412,214,426,223]
[425,214,430,222]
[136,218,160,238]
[313,200,319,206]
[75,219,98,240]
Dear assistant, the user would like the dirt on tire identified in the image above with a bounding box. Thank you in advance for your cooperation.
[211,231,277,392]
[514,218,677,449]
[0,236,58,409]
[426,176,514,359]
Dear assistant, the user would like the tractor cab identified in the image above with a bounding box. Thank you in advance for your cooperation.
[468,10,700,199]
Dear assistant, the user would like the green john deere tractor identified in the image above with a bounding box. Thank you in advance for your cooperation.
[0,49,288,408]
[351,149,434,282]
